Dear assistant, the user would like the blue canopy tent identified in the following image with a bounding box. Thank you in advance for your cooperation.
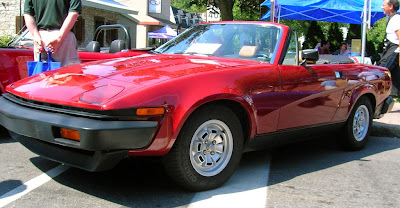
[148,25,177,39]
[260,0,385,25]
[260,0,386,62]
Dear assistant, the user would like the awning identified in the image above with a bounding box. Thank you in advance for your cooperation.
[148,25,177,39]
[82,0,138,15]
[260,0,385,25]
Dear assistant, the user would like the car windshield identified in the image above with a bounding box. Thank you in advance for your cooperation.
[154,23,282,63]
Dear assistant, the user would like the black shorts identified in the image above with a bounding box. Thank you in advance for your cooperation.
[378,41,399,70]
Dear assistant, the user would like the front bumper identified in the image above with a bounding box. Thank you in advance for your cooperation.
[0,96,158,171]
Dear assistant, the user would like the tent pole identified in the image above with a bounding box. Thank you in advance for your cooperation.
[270,0,275,22]
[361,0,368,63]
[277,5,281,23]
[368,0,372,28]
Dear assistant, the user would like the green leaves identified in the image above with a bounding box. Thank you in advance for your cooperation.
[328,22,344,53]
[176,0,264,21]
[0,34,13,48]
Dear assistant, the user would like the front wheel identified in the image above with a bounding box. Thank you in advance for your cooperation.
[340,97,373,150]
[162,105,244,191]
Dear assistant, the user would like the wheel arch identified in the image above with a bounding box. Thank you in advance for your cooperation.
[348,85,377,117]
[362,93,376,112]
[176,98,254,148]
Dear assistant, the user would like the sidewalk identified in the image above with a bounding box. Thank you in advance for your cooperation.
[372,103,400,138]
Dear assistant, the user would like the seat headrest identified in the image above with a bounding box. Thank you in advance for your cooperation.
[109,40,127,53]
[239,46,258,58]
[85,41,100,52]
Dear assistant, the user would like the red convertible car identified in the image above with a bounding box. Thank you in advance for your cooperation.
[0,21,394,191]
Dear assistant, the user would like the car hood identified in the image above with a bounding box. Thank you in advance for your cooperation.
[8,54,259,107]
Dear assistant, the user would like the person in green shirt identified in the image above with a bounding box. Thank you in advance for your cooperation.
[24,0,82,66]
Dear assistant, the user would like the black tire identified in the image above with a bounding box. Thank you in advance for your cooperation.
[340,97,373,150]
[162,105,244,191]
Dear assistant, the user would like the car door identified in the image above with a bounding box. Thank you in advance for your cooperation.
[277,30,345,130]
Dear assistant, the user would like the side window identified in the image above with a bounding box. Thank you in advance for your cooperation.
[282,30,298,66]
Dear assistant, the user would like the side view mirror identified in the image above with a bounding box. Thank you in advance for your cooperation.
[300,49,319,66]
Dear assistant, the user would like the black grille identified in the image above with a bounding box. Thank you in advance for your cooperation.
[4,93,138,120]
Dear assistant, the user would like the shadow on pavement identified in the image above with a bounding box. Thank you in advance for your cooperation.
[0,180,24,197]
[267,135,400,186]
[36,157,192,207]
[0,127,14,144]
[372,121,400,138]
[25,133,400,207]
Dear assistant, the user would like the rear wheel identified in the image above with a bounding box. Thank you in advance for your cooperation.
[340,97,373,150]
[162,105,244,191]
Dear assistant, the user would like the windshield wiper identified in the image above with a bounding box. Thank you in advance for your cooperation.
[149,50,161,54]
[180,52,212,56]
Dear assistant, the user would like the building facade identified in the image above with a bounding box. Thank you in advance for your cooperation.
[1,0,203,49]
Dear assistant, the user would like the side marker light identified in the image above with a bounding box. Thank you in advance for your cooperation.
[136,107,165,116]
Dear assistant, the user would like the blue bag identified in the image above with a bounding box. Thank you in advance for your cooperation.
[27,50,61,76]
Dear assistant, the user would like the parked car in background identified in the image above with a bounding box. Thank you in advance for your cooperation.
[0,24,148,93]
[0,21,394,191]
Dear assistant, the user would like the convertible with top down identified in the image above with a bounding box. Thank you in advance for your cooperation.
[0,21,394,191]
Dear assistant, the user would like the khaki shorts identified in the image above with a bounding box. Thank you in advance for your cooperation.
[35,30,81,67]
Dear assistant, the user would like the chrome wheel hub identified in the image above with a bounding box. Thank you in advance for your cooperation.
[190,120,233,176]
[353,105,369,141]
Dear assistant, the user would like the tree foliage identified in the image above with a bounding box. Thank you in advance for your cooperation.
[235,0,264,19]
[328,22,344,53]
[171,0,206,12]
[347,24,362,40]
[188,0,233,20]
[232,1,261,20]
[367,18,386,63]
[189,0,264,21]
[280,20,310,37]
[302,21,324,49]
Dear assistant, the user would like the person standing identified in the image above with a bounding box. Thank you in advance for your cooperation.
[24,0,82,67]
[378,0,400,96]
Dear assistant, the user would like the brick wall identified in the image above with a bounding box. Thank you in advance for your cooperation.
[0,0,23,35]
[80,6,119,47]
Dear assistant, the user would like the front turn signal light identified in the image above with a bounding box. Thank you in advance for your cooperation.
[60,128,80,142]
[136,107,165,116]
